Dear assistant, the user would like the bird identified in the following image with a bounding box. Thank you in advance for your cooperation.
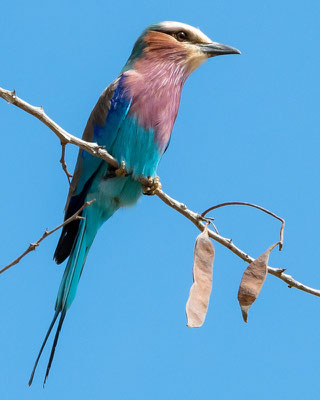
[28,21,240,386]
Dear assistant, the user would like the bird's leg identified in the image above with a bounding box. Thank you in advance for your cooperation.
[115,161,127,177]
[142,176,162,195]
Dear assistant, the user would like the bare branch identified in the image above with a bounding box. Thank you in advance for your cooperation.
[0,200,95,275]
[60,142,73,184]
[155,189,320,298]
[0,87,118,168]
[1,86,319,298]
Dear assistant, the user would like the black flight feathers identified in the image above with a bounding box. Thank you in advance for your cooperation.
[53,161,103,264]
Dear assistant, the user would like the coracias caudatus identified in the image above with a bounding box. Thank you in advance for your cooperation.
[28,21,240,385]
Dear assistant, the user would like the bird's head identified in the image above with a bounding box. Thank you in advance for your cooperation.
[124,21,240,74]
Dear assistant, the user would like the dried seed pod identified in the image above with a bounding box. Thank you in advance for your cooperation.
[238,242,279,322]
[186,227,215,327]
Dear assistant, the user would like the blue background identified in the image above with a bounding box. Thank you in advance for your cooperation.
[1,1,320,398]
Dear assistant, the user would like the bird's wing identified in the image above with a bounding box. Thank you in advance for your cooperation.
[54,75,132,264]
[66,76,123,208]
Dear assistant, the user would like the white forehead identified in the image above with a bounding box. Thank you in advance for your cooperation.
[159,21,212,43]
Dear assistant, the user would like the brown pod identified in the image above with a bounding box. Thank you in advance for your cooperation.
[186,227,215,327]
[238,242,278,322]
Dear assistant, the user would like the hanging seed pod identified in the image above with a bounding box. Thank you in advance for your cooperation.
[238,242,279,322]
[186,226,215,327]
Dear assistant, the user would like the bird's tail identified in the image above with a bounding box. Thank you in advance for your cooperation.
[29,205,115,386]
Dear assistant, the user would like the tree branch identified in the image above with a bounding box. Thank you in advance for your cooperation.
[0,200,95,275]
[1,86,319,299]
[0,87,118,168]
[155,190,320,298]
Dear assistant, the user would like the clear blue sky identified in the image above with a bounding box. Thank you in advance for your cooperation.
[1,0,320,399]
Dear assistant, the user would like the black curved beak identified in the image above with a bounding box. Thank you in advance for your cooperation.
[199,42,241,57]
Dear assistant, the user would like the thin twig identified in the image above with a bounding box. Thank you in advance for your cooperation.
[0,200,95,274]
[200,217,219,234]
[0,87,319,299]
[60,141,73,184]
[201,201,285,250]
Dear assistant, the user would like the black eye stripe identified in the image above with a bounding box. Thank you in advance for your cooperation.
[152,28,192,43]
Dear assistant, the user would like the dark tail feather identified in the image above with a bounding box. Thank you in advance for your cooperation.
[28,311,60,386]
[43,310,67,387]
[54,162,103,264]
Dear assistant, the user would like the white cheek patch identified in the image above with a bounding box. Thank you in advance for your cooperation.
[187,47,207,73]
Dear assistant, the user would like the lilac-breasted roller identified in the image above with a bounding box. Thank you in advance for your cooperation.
[28,21,240,385]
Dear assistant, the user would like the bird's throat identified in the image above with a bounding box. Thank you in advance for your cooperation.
[123,57,189,150]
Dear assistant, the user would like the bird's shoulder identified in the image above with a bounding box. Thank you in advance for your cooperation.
[82,76,122,143]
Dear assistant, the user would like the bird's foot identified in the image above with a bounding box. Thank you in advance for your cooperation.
[143,176,162,195]
[115,161,127,177]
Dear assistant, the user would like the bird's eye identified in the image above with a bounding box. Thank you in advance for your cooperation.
[176,31,187,41]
